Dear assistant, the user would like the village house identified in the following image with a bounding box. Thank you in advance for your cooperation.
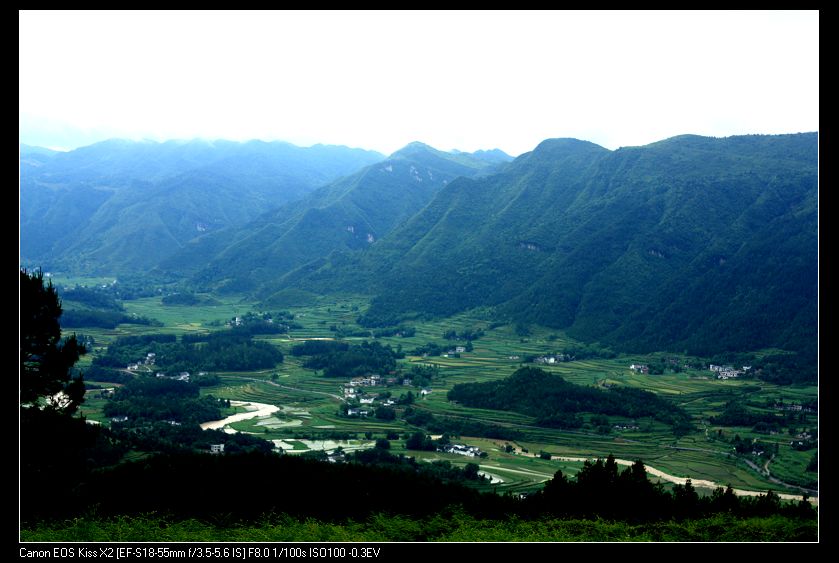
[421,388,432,397]
[439,443,483,457]
[536,355,566,365]
[350,375,382,387]
[710,364,742,379]
[210,444,225,454]
[327,450,346,463]
[776,403,804,412]
[629,364,649,374]
[347,408,369,417]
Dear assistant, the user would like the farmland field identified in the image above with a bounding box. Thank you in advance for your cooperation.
[66,287,818,499]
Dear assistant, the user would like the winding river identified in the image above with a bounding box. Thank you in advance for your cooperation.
[200,400,279,431]
[199,402,816,505]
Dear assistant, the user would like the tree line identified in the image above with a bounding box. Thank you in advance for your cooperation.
[293,340,402,378]
[94,331,284,373]
[448,367,693,435]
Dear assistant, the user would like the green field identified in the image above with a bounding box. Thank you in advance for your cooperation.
[69,290,818,499]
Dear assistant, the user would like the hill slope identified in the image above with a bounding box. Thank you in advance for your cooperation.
[20,139,384,273]
[292,134,818,362]
[174,143,511,299]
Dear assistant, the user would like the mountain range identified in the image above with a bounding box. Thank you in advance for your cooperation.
[250,134,817,361]
[167,142,511,299]
[20,139,384,272]
[20,133,817,364]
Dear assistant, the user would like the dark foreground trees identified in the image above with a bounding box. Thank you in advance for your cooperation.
[525,455,816,523]
[20,268,85,414]
[21,269,125,518]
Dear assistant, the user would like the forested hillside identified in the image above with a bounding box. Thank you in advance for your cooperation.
[20,139,383,272]
[174,142,510,301]
[287,134,816,371]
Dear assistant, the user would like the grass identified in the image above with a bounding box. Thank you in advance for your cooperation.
[20,512,818,542]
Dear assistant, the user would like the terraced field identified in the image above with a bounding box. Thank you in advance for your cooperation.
[71,291,817,498]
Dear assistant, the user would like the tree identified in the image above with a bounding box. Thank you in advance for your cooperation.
[463,462,480,479]
[374,406,396,420]
[20,269,85,414]
[672,479,699,519]
[405,431,435,451]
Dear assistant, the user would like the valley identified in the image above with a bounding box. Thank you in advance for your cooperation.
[19,10,819,542]
[21,132,818,542]
[66,287,817,500]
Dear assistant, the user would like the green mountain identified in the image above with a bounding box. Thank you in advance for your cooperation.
[287,134,818,363]
[20,139,384,273]
[171,143,511,300]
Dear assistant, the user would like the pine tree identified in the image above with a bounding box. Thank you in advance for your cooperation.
[20,269,85,414]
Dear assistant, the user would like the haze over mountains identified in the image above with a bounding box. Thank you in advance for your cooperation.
[20,139,385,271]
[20,133,817,366]
[171,141,510,297]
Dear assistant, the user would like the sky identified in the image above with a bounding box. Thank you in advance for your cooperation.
[19,10,819,157]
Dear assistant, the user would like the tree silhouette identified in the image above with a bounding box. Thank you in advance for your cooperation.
[20,269,85,414]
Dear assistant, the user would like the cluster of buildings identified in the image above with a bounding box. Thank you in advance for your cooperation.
[709,364,750,380]
[773,402,814,413]
[438,443,483,457]
[535,354,570,365]
[156,371,193,382]
[347,374,401,388]
[343,374,419,399]
[441,346,466,358]
[629,363,649,374]
[347,374,384,388]
[126,352,156,371]
[344,392,397,416]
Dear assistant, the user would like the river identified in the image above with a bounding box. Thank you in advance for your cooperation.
[200,400,279,431]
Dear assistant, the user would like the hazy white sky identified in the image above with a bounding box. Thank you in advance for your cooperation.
[19,10,818,156]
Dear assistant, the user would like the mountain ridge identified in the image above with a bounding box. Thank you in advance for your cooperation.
[273,132,817,364]
[170,142,513,298]
[20,138,385,273]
